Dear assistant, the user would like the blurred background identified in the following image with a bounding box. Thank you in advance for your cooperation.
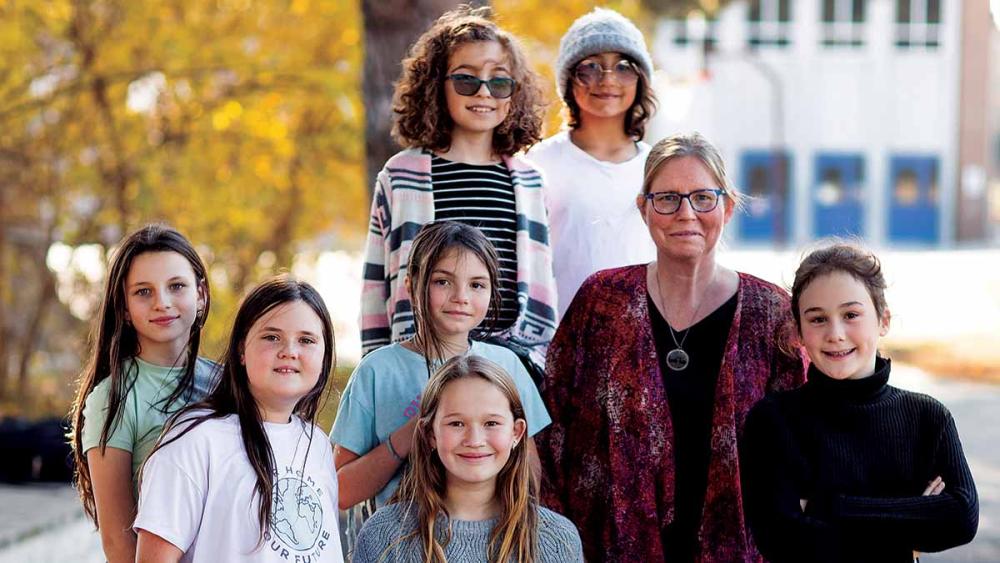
[0,0,997,560]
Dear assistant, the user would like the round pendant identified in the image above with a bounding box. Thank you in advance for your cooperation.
[666,348,690,371]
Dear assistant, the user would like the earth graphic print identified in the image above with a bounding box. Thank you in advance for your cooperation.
[271,477,324,551]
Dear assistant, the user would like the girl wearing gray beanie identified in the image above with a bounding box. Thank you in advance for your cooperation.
[527,7,658,320]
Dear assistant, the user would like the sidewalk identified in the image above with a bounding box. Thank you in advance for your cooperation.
[0,483,102,563]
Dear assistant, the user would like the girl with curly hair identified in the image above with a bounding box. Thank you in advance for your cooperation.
[359,6,557,384]
[528,8,658,317]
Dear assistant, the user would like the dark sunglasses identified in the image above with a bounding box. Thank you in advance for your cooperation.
[446,74,516,99]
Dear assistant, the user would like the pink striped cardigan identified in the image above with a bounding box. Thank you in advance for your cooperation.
[360,148,558,369]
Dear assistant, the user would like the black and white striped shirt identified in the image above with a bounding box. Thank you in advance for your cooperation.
[431,154,519,330]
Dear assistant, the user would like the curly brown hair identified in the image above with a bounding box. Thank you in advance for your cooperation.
[563,57,658,140]
[392,6,544,156]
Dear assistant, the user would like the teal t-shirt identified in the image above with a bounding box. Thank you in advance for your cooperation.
[329,341,551,508]
[81,356,218,488]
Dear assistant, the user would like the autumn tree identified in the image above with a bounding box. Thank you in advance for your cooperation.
[0,0,366,404]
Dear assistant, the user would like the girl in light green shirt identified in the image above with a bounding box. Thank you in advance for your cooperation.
[69,225,215,563]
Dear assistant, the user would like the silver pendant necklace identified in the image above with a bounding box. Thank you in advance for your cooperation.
[654,265,712,372]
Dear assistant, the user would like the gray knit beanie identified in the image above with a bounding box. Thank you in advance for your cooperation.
[556,8,654,99]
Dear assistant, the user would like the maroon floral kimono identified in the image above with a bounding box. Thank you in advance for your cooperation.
[537,265,807,562]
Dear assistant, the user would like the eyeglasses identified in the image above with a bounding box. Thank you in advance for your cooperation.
[643,189,727,215]
[446,74,516,99]
[573,59,639,87]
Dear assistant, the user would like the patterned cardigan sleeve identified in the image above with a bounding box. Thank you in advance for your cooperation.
[766,286,809,392]
[360,170,392,356]
[537,280,591,514]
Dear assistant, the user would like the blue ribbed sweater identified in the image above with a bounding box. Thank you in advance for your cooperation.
[351,503,583,562]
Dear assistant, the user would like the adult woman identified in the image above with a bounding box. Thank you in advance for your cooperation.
[536,133,807,562]
[528,8,657,318]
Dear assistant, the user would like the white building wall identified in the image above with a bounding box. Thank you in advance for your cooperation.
[648,0,964,247]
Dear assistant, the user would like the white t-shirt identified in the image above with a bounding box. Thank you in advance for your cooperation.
[527,131,656,318]
[135,412,344,563]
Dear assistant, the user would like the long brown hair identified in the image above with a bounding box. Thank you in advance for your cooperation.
[391,5,544,156]
[390,355,538,563]
[70,224,210,527]
[142,276,335,546]
[406,221,502,374]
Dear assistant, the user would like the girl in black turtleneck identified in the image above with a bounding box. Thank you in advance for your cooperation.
[742,243,978,563]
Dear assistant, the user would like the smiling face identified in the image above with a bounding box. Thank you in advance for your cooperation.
[444,40,512,141]
[638,155,734,262]
[798,271,890,380]
[570,52,638,122]
[242,300,326,422]
[431,376,526,489]
[420,247,492,347]
[124,251,205,364]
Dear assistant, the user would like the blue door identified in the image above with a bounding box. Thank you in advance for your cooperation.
[739,151,792,243]
[814,153,864,238]
[887,155,939,244]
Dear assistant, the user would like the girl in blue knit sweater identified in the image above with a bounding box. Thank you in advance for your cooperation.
[352,355,582,563]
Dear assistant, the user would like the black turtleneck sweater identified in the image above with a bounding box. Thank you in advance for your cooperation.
[741,357,978,562]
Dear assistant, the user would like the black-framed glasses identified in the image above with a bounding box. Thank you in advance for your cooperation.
[644,189,727,215]
[446,74,516,99]
[573,59,639,87]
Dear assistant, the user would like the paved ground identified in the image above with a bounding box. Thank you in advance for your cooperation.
[1,363,997,562]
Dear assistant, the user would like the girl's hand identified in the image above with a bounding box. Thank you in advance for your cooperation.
[922,476,945,496]
[799,498,808,512]
[333,416,421,510]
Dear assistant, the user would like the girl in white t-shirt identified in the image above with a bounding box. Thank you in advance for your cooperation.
[135,277,343,563]
[527,8,658,318]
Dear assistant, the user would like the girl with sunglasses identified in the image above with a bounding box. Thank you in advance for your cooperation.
[360,6,557,385]
[527,8,658,318]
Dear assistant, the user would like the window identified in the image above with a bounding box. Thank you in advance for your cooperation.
[814,154,865,237]
[748,0,792,48]
[895,0,941,48]
[739,150,793,243]
[671,13,719,50]
[888,155,939,243]
[820,0,866,47]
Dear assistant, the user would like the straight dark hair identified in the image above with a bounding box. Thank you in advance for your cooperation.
[142,276,335,546]
[406,221,502,375]
[70,224,210,527]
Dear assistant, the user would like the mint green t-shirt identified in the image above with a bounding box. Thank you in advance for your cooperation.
[81,356,217,487]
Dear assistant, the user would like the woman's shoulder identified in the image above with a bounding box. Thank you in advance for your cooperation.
[737,271,790,301]
[579,264,647,296]
[537,507,583,560]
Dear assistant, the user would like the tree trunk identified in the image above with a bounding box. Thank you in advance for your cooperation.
[17,253,57,400]
[361,0,486,194]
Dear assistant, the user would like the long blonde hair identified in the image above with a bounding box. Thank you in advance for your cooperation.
[389,355,538,563]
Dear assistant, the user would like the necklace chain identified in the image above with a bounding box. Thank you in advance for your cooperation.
[653,264,713,351]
